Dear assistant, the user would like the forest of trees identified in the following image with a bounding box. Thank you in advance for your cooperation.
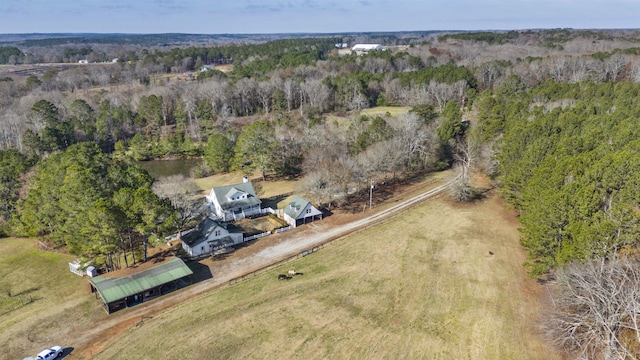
[5,29,640,357]
[476,80,640,276]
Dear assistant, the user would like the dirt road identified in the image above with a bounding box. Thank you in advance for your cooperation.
[70,175,454,359]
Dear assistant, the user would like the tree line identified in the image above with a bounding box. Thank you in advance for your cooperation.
[12,142,176,272]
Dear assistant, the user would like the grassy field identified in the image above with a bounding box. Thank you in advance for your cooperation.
[192,170,298,200]
[93,193,560,360]
[0,238,109,359]
[360,106,412,117]
[325,106,412,126]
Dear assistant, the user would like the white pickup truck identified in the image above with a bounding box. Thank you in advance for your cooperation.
[35,346,63,360]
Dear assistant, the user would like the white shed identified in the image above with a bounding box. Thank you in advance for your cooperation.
[69,259,96,277]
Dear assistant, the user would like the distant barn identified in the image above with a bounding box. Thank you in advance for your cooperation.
[88,257,193,314]
[351,44,384,52]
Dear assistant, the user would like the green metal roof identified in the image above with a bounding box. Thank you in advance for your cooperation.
[88,258,193,304]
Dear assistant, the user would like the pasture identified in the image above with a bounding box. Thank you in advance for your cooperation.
[92,192,560,360]
[0,238,108,359]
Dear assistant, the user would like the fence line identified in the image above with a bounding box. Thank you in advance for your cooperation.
[275,225,293,233]
[0,295,33,316]
[165,228,195,241]
[243,231,271,242]
[225,187,448,287]
[260,207,283,216]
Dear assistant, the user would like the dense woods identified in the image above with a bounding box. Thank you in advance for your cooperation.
[5,29,640,357]
[16,143,176,271]
[477,80,640,276]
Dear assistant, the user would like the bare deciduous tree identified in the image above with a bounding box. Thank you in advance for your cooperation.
[257,80,274,114]
[479,62,500,89]
[548,56,567,82]
[283,78,298,112]
[545,257,640,360]
[363,57,391,74]
[604,53,627,82]
[630,61,640,83]
[152,174,201,228]
[301,79,330,113]
[567,56,589,83]
[450,136,479,202]
[387,113,435,170]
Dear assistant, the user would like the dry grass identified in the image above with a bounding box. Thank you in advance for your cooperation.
[324,106,411,126]
[0,238,108,359]
[235,215,287,235]
[360,106,412,117]
[192,171,297,199]
[92,193,560,360]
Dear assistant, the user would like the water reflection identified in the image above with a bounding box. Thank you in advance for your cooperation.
[136,158,201,179]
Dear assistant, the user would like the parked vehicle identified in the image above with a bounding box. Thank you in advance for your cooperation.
[36,346,63,360]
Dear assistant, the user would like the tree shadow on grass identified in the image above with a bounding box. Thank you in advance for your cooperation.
[10,286,40,297]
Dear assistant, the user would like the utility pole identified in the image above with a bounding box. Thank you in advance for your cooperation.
[369,179,374,210]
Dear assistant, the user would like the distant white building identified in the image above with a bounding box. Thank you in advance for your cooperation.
[351,44,384,52]
[78,59,88,64]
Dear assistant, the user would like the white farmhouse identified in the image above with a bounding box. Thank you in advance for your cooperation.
[180,217,244,257]
[205,177,262,221]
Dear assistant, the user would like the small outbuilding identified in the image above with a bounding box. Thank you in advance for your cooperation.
[69,259,97,277]
[88,257,193,314]
[283,195,323,228]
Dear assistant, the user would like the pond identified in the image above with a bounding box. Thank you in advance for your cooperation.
[136,158,202,179]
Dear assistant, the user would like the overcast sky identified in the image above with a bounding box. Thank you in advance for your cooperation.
[1,0,638,34]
